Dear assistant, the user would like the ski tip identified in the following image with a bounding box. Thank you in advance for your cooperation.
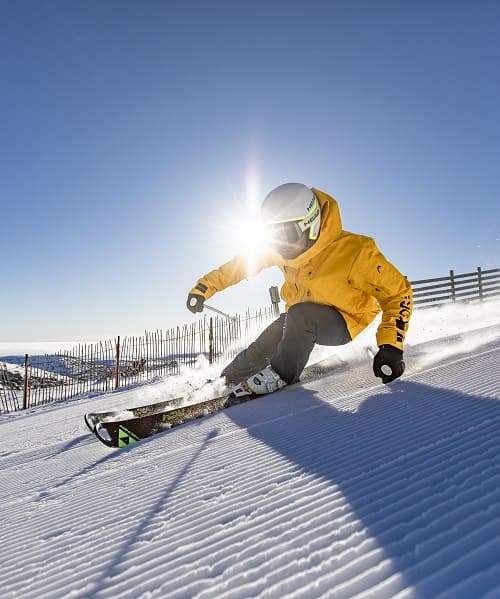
[94,422,116,448]
[84,413,100,433]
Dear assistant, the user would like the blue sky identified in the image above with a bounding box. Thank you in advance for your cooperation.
[1,0,499,343]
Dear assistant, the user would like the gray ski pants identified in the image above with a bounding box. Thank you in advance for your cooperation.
[221,302,351,385]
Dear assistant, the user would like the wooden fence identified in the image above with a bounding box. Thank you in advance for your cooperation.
[0,306,277,413]
[1,266,499,414]
[0,362,18,413]
[411,267,500,306]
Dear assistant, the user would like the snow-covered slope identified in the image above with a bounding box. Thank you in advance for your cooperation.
[1,326,500,598]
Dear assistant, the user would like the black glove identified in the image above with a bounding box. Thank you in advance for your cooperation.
[373,344,405,383]
[186,293,205,313]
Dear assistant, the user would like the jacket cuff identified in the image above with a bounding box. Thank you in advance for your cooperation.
[376,329,404,351]
[189,281,215,300]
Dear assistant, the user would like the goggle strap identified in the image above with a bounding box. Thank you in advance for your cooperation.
[272,197,320,234]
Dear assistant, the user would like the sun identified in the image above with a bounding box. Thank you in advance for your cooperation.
[223,210,270,273]
[221,162,271,273]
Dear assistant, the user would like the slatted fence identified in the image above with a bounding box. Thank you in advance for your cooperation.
[0,307,277,413]
[0,362,19,413]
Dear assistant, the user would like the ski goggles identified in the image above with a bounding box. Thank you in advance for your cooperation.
[267,221,305,245]
[266,197,321,246]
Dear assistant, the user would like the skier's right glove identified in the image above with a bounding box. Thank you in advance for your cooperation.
[186,283,208,313]
[373,344,405,384]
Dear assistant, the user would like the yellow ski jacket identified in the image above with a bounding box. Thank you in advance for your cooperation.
[190,188,412,350]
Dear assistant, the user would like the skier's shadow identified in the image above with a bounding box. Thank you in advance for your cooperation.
[228,379,500,594]
[88,428,220,597]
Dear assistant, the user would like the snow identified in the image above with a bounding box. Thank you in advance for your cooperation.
[1,305,500,598]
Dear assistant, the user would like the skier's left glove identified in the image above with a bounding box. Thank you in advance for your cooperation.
[373,344,405,383]
[186,283,208,313]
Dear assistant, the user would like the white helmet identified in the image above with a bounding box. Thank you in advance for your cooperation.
[261,183,321,245]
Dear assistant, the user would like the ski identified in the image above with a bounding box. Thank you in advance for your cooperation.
[84,396,188,433]
[91,392,258,448]
[83,378,220,433]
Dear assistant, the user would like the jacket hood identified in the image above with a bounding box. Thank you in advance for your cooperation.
[279,188,343,268]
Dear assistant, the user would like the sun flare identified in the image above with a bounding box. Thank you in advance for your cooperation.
[221,161,271,273]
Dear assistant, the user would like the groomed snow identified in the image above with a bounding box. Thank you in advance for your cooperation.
[1,313,500,598]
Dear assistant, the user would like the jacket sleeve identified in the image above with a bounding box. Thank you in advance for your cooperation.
[349,238,413,350]
[189,252,276,300]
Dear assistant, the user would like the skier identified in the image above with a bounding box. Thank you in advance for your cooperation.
[187,183,412,396]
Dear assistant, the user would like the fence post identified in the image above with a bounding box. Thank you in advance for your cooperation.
[449,269,456,302]
[208,317,214,364]
[477,266,483,300]
[23,354,30,410]
[269,286,281,316]
[114,336,121,389]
